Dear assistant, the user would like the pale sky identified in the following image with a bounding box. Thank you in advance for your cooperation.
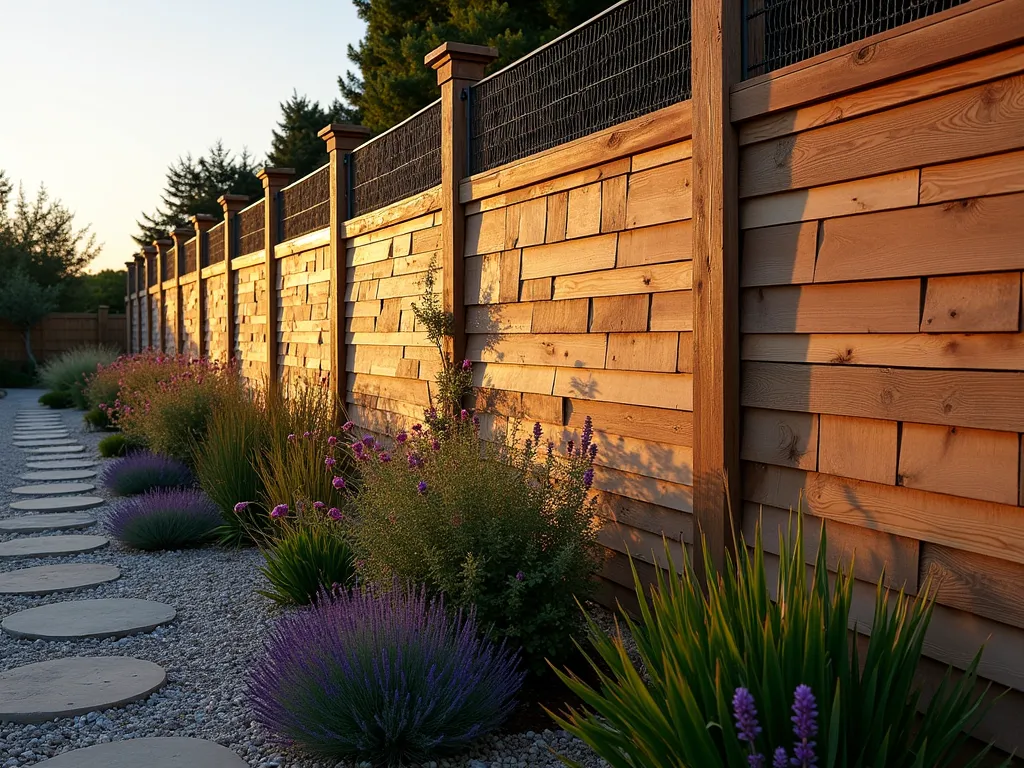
[0,0,365,274]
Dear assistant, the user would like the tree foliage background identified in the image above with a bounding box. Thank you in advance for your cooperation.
[267,92,350,178]
[339,0,619,133]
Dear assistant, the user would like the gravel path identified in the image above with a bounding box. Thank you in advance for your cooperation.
[0,388,616,768]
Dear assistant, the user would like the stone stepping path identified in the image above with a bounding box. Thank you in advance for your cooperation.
[13,430,70,436]
[2,598,176,640]
[0,513,96,534]
[19,469,97,481]
[0,564,120,595]
[10,496,105,512]
[23,445,86,454]
[32,737,248,767]
[14,439,79,448]
[0,534,109,559]
[26,459,98,470]
[0,657,166,723]
[11,482,97,496]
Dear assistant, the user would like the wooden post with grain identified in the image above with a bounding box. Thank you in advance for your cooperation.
[191,213,218,359]
[691,0,742,577]
[140,246,155,350]
[257,167,295,395]
[152,239,172,353]
[170,226,192,355]
[425,42,498,374]
[319,123,372,404]
[124,262,134,352]
[218,194,249,365]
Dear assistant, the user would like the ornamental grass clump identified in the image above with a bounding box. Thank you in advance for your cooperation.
[258,521,356,605]
[352,415,600,674]
[104,489,221,551]
[100,451,193,496]
[38,344,119,409]
[248,583,524,765]
[551,512,1002,768]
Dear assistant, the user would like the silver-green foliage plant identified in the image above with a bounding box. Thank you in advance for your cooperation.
[552,513,1004,768]
[39,344,119,408]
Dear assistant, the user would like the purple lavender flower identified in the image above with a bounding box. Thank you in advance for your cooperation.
[361,434,374,447]
[327,435,338,446]
[547,440,554,456]
[395,430,408,444]
[460,409,469,421]
[247,584,523,764]
[461,358,472,371]
[271,504,288,519]
[351,441,364,456]
[589,442,598,460]
[515,571,525,582]
[583,467,594,489]
[407,453,422,469]
[431,439,440,452]
[774,748,790,768]
[532,422,543,441]
[342,421,354,431]
[567,440,574,455]
[233,501,250,514]
[412,423,422,432]
[378,452,392,463]
[790,685,818,767]
[328,507,343,521]
[580,415,593,450]
[100,452,193,497]
[333,476,346,490]
[417,480,428,495]
[103,489,221,551]
[325,456,336,468]
[733,687,763,743]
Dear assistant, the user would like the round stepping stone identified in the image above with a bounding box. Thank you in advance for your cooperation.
[0,513,96,534]
[13,439,77,447]
[23,445,85,454]
[14,429,70,435]
[0,656,166,723]
[19,469,97,481]
[33,737,248,767]
[10,482,97,496]
[0,564,120,595]
[10,496,104,512]
[0,534,108,559]
[26,459,98,470]
[2,598,175,640]
[15,419,63,425]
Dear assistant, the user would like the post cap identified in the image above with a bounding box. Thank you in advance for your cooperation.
[318,123,372,153]
[218,194,249,213]
[140,245,156,255]
[256,167,295,189]
[424,41,499,69]
[152,238,172,251]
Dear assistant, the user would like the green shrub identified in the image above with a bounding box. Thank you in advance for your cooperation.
[258,520,355,605]
[352,417,600,675]
[83,406,114,430]
[39,345,119,408]
[552,514,1003,768]
[0,359,36,388]
[98,433,133,458]
[257,382,354,519]
[38,390,73,409]
[193,392,272,547]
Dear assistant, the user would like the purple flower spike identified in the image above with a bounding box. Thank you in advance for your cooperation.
[361,435,374,447]
[325,456,336,468]
[378,452,392,463]
[417,480,428,495]
[461,359,472,371]
[342,421,354,431]
[515,571,525,582]
[233,501,250,514]
[733,687,762,744]
[749,756,765,768]
[583,467,594,489]
[412,423,422,432]
[271,504,288,519]
[790,684,818,767]
[327,435,338,446]
[774,748,790,768]
[431,439,440,452]
[328,507,343,521]
[567,440,574,455]
[460,409,470,421]
[407,453,422,469]
[581,415,593,450]
[395,431,408,444]
[333,476,346,490]
[589,442,598,460]
[532,422,542,441]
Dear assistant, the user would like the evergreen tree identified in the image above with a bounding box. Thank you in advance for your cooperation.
[135,142,263,246]
[339,0,618,133]
[59,270,128,313]
[0,269,60,366]
[267,92,350,178]
[0,170,100,287]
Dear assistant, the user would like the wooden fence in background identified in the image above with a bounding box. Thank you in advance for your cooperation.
[124,0,1024,753]
[0,307,125,363]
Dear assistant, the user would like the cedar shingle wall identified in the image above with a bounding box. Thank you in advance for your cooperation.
[233,261,267,387]
[277,240,332,388]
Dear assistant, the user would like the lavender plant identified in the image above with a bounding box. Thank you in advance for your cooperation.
[351,415,600,674]
[248,583,524,765]
[103,489,221,550]
[100,451,193,496]
[552,510,1002,768]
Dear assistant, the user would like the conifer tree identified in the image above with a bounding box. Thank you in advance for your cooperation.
[267,92,350,178]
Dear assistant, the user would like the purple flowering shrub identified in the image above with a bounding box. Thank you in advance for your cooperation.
[100,451,194,496]
[351,415,600,674]
[552,508,999,767]
[103,489,221,550]
[248,583,524,765]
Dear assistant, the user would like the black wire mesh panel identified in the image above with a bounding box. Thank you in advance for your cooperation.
[280,164,331,241]
[206,222,225,266]
[350,100,442,217]
[238,200,265,256]
[161,249,175,281]
[182,239,197,274]
[469,0,692,175]
[744,0,972,78]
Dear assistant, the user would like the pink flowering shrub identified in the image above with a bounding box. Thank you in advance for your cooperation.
[351,414,601,674]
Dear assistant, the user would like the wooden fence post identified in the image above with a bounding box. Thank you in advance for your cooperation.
[219,194,249,365]
[124,263,134,352]
[691,0,743,580]
[141,246,155,350]
[256,168,295,396]
[170,227,192,355]
[191,214,217,360]
[318,123,372,405]
[425,42,498,373]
